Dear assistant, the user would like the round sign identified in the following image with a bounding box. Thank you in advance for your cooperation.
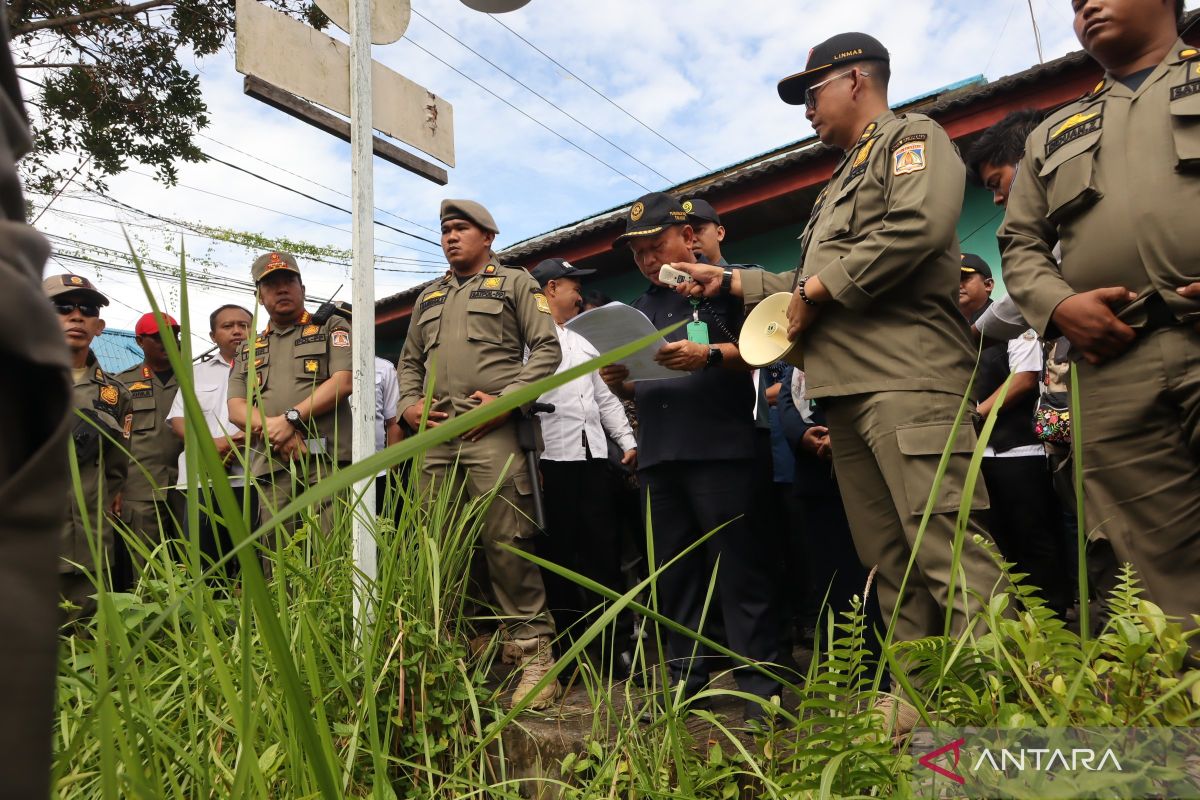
[314,0,411,45]
[458,0,532,11]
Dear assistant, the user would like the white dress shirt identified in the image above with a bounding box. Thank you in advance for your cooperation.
[166,354,243,487]
[374,357,400,452]
[538,324,636,462]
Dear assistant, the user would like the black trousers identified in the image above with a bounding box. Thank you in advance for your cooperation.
[981,455,1070,614]
[539,458,633,649]
[640,459,780,698]
[169,485,257,587]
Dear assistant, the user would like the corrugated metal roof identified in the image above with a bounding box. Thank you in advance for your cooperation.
[92,329,143,374]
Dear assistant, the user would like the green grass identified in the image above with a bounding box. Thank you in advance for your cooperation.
[52,256,1200,798]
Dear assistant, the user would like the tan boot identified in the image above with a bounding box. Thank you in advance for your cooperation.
[510,636,561,711]
[872,691,919,739]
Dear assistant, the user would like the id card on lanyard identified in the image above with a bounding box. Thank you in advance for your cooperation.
[686,300,710,345]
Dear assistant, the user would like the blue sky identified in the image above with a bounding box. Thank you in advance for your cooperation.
[30,0,1194,341]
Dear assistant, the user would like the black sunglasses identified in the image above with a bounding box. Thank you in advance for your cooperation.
[54,301,101,318]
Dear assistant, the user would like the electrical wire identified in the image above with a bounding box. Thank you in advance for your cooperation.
[401,35,653,191]
[411,8,675,183]
[486,13,711,172]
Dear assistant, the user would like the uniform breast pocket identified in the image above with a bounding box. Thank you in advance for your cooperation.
[294,341,329,381]
[129,395,158,432]
[1039,144,1102,226]
[418,303,444,352]
[466,298,506,344]
[815,190,856,243]
[238,353,269,394]
[1170,89,1200,168]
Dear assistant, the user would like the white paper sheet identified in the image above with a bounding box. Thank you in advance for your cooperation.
[565,302,681,382]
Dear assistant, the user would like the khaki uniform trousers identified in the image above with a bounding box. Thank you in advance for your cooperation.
[420,422,554,641]
[822,390,1004,645]
[1075,325,1200,631]
[254,460,344,572]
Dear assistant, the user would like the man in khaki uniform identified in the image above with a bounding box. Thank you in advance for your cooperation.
[228,252,353,553]
[114,312,184,586]
[44,275,132,619]
[681,33,1004,728]
[398,199,562,710]
[999,0,1200,630]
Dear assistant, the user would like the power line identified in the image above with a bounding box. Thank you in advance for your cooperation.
[487,14,711,173]
[197,133,442,235]
[401,35,652,191]
[411,8,675,184]
[198,149,444,249]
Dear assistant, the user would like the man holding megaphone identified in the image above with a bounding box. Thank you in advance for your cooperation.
[677,32,1005,736]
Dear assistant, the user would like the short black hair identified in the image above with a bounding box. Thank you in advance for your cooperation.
[209,303,252,332]
[965,108,1046,183]
[860,58,890,90]
[1178,0,1185,22]
[582,290,612,309]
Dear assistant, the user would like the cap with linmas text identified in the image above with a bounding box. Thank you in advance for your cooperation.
[777,32,889,105]
[612,192,689,248]
[440,199,499,235]
[682,197,720,226]
[251,251,302,283]
[43,273,109,305]
[960,253,992,279]
[530,257,596,286]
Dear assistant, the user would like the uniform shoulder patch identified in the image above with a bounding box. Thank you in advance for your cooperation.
[892,137,928,176]
[331,329,351,348]
[1045,104,1103,155]
[534,292,551,314]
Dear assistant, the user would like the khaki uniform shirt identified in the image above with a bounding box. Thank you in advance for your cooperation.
[65,351,131,573]
[741,110,975,400]
[227,309,354,477]
[999,41,1200,334]
[114,362,182,502]
[398,262,561,421]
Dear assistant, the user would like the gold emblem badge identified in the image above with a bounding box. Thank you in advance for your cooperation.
[534,293,551,314]
[304,359,319,374]
[483,276,503,289]
[682,200,694,213]
[1051,111,1100,139]
[303,324,319,336]
[859,122,877,142]
[1091,79,1105,95]
[1181,48,1198,59]
[852,137,876,169]
[99,385,119,405]
[630,201,645,222]
[483,264,497,275]
[128,381,151,391]
[69,275,84,286]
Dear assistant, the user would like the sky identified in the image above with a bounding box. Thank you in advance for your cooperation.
[27,0,1196,345]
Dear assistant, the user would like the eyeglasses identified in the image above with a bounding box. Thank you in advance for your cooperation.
[54,301,101,318]
[804,69,869,110]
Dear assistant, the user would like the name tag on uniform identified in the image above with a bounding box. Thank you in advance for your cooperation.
[295,334,326,345]
[469,289,507,301]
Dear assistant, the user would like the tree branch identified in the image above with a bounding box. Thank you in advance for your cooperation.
[14,0,174,35]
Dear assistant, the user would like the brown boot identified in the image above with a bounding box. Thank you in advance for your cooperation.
[510,636,561,711]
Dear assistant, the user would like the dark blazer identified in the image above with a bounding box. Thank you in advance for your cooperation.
[776,365,839,498]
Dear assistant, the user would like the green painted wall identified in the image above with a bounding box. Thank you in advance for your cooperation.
[587,185,1008,302]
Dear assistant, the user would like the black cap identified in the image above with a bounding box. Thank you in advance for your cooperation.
[960,253,993,279]
[777,32,889,105]
[612,192,689,248]
[530,257,596,286]
[682,197,720,226]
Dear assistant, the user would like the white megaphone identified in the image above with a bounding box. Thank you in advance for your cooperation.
[739,292,804,368]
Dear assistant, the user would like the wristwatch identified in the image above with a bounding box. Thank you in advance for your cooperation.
[284,408,304,429]
[706,346,724,369]
[720,267,734,295]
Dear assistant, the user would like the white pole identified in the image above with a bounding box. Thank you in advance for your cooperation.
[349,0,377,629]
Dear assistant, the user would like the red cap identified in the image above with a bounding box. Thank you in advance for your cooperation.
[134,312,180,335]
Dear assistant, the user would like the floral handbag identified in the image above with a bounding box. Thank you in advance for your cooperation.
[1034,337,1071,445]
